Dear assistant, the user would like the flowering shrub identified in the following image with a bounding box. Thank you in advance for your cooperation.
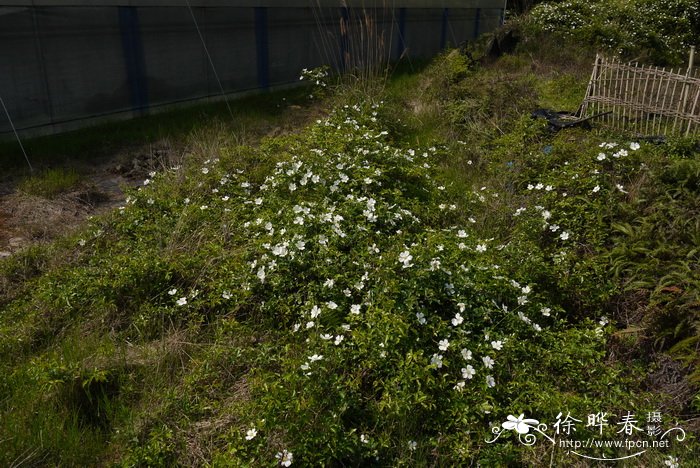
[526,0,700,65]
[2,48,696,465]
[299,66,331,99]
[101,103,639,465]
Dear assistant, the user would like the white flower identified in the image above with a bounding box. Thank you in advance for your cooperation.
[664,455,679,468]
[350,304,361,315]
[276,449,293,467]
[324,278,334,288]
[457,230,468,238]
[398,250,413,267]
[549,224,560,232]
[491,340,503,351]
[486,375,496,388]
[310,305,321,319]
[296,240,306,250]
[482,356,494,368]
[257,267,266,283]
[630,142,640,151]
[245,428,257,440]
[430,354,443,368]
[438,339,450,351]
[597,153,606,161]
[168,288,177,296]
[599,316,609,326]
[451,313,464,326]
[462,365,475,379]
[545,185,553,191]
[461,348,472,360]
[360,434,369,444]
[535,183,544,190]
[592,185,600,193]
[559,231,570,241]
[321,333,332,340]
[616,184,627,193]
[289,183,297,192]
[306,321,315,329]
[272,244,288,257]
[541,307,551,316]
[176,297,187,306]
[327,301,338,310]
[408,440,417,451]
[429,258,441,271]
[476,244,487,253]
[518,295,528,305]
[222,291,232,299]
[502,414,539,434]
[201,167,209,174]
[334,335,344,345]
[309,354,323,362]
[416,312,427,325]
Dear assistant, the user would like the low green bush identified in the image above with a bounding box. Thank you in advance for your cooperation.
[525,0,700,65]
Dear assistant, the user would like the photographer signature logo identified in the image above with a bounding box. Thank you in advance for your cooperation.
[486,411,686,462]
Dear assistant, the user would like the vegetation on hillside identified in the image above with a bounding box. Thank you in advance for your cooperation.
[1,1,699,465]
[524,0,699,65]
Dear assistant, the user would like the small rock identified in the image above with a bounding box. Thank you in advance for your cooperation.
[8,237,25,248]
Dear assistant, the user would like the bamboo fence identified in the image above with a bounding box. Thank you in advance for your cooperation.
[579,49,700,137]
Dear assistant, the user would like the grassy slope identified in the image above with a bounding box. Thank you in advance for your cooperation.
[1,44,699,466]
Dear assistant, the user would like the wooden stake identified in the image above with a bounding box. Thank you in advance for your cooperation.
[687,86,700,137]
[680,46,696,131]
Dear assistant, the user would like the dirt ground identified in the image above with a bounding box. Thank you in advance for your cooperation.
[0,141,178,258]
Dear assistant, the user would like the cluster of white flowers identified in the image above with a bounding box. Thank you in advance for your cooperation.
[135,104,592,455]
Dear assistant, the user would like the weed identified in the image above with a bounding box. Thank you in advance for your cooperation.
[18,168,82,199]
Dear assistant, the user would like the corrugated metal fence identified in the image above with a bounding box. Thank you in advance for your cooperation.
[0,1,504,137]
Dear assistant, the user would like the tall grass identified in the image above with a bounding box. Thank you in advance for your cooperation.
[313,0,396,95]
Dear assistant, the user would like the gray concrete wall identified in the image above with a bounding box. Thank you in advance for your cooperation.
[0,1,504,137]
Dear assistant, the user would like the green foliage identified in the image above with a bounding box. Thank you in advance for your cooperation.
[18,168,82,198]
[525,0,700,65]
[2,42,699,466]
[607,138,700,383]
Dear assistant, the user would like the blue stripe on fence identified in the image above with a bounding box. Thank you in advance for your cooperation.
[254,7,270,90]
[440,8,449,49]
[396,7,407,59]
[473,8,481,39]
[340,6,350,71]
[118,6,148,113]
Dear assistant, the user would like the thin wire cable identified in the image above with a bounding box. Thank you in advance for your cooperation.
[0,94,33,172]
[184,0,235,120]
